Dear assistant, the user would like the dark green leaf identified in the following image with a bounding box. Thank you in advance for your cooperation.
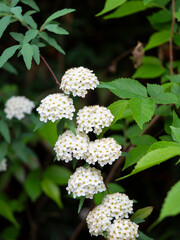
[66,119,77,135]
[10,0,20,7]
[137,231,154,240]
[43,165,72,186]
[31,44,40,65]
[78,197,85,213]
[12,141,29,163]
[98,78,147,98]
[0,142,8,162]
[0,45,20,68]
[23,29,38,43]
[73,158,78,169]
[10,6,23,21]
[108,183,125,193]
[44,9,75,24]
[23,15,37,29]
[0,15,11,38]
[2,225,20,240]
[10,32,24,43]
[21,43,33,69]
[0,120,10,143]
[96,0,126,16]
[38,121,57,146]
[0,3,11,12]
[2,62,18,75]
[57,118,65,136]
[131,206,153,221]
[166,74,180,83]
[20,0,39,11]
[131,135,157,146]
[110,135,124,145]
[44,24,69,35]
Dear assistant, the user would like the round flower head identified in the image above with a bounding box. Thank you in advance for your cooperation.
[86,138,122,166]
[36,93,75,123]
[102,193,133,219]
[107,219,139,240]
[66,166,106,199]
[4,96,34,120]
[60,66,99,97]
[0,159,7,172]
[76,105,114,135]
[54,129,89,163]
[86,204,112,236]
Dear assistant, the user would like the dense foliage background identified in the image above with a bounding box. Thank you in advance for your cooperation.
[1,0,180,240]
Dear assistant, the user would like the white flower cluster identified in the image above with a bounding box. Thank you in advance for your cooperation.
[86,193,138,239]
[77,105,114,134]
[0,159,7,172]
[60,66,99,97]
[36,93,75,122]
[54,130,89,162]
[86,138,122,166]
[5,96,34,120]
[107,219,139,240]
[66,166,106,199]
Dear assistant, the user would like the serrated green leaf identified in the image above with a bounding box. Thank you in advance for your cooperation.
[11,6,23,21]
[43,165,72,185]
[170,126,180,143]
[57,118,65,136]
[0,142,8,162]
[20,0,39,11]
[31,44,40,65]
[44,24,69,35]
[172,111,180,128]
[133,57,165,79]
[21,43,33,69]
[104,1,154,19]
[0,45,19,68]
[66,119,77,136]
[147,83,164,97]
[129,97,155,129]
[23,29,38,44]
[0,15,11,38]
[41,178,63,208]
[10,32,24,43]
[44,9,75,25]
[96,0,126,16]
[24,170,42,201]
[144,30,171,51]
[118,146,180,180]
[123,145,149,170]
[148,9,172,25]
[166,74,180,83]
[0,3,11,12]
[0,120,10,143]
[131,206,153,221]
[2,62,17,75]
[98,78,147,98]
[39,32,65,54]
[0,199,19,227]
[23,15,37,29]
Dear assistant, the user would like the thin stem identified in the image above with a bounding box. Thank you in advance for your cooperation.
[40,55,61,87]
[169,0,175,75]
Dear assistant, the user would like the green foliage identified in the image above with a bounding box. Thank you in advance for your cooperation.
[0,120,11,143]
[96,0,127,16]
[131,206,153,221]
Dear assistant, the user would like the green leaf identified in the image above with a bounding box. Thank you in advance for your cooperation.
[0,3,11,12]
[129,97,155,129]
[0,15,11,38]
[172,111,180,127]
[118,146,180,180]
[0,142,8,162]
[39,32,65,54]
[137,231,154,240]
[108,100,129,124]
[21,43,33,69]
[44,9,75,25]
[31,44,40,65]
[43,165,72,186]
[133,57,165,79]
[23,15,37,29]
[144,30,171,51]
[2,62,18,74]
[175,8,180,21]
[0,45,19,68]
[78,197,85,213]
[0,199,19,227]
[12,141,29,163]
[131,135,157,146]
[29,114,45,132]
[66,119,77,136]
[10,0,20,7]
[166,74,180,83]
[148,141,179,152]
[44,24,69,35]
[170,126,180,143]
[0,120,10,143]
[96,0,127,16]
[20,0,39,11]
[23,29,38,44]
[57,118,65,136]
[147,83,164,96]
[38,121,58,146]
[41,178,63,208]
[104,1,154,19]
[108,182,125,193]
[24,170,42,201]
[110,135,124,145]
[2,225,20,240]
[10,32,24,43]
[11,6,23,21]
[148,9,172,25]
[98,78,147,98]
[131,206,153,221]
[123,145,149,170]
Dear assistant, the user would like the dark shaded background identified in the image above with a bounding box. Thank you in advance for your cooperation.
[1,0,180,240]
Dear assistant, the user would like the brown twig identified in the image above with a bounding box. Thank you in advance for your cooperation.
[40,55,61,87]
[169,0,175,75]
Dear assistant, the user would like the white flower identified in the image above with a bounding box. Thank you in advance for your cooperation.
[0,159,7,172]
[76,105,114,135]
[4,96,34,120]
[86,204,112,236]
[54,129,89,163]
[102,193,134,219]
[60,66,99,97]
[66,166,106,199]
[107,219,139,240]
[86,138,122,166]
[36,93,75,123]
